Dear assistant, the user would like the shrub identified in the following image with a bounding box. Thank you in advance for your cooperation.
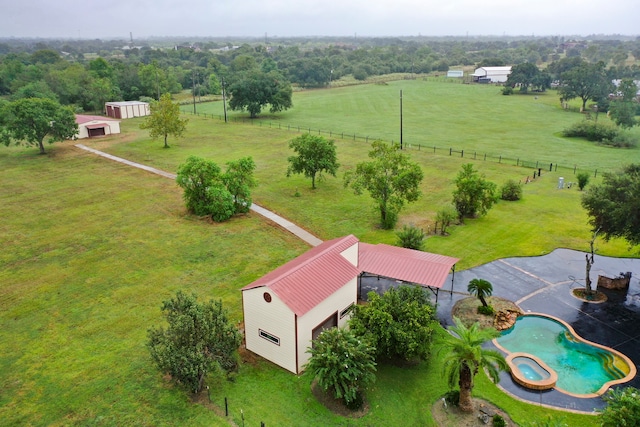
[352,67,369,81]
[602,131,639,148]
[444,390,460,407]
[563,121,618,142]
[435,206,458,235]
[396,224,426,250]
[206,185,235,222]
[576,172,590,191]
[305,328,376,409]
[493,414,507,427]
[501,86,514,95]
[478,305,495,316]
[501,179,523,201]
[600,387,640,427]
[349,286,436,362]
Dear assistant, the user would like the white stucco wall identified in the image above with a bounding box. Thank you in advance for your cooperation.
[76,120,121,139]
[243,288,297,373]
[340,242,358,267]
[295,278,358,373]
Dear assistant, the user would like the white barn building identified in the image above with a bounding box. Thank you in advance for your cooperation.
[105,101,150,119]
[241,235,458,374]
[75,115,120,139]
[472,66,512,83]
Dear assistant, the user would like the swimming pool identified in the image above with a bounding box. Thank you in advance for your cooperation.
[495,314,636,396]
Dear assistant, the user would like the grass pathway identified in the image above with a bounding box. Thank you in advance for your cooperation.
[74,143,323,247]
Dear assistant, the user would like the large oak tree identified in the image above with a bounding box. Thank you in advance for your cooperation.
[227,69,292,118]
[1,97,77,154]
[581,164,640,247]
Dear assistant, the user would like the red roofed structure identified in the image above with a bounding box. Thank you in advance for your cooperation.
[75,114,120,139]
[241,235,458,374]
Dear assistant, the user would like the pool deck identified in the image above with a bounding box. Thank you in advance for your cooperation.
[436,248,640,412]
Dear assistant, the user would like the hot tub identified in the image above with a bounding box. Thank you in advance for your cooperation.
[506,352,558,390]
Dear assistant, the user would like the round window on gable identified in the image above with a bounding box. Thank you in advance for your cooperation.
[263,292,272,303]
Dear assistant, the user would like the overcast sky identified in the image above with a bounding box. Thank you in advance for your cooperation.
[1,0,638,39]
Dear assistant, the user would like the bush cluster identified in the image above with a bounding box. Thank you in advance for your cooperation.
[601,131,639,148]
[562,121,618,142]
[477,305,495,316]
[176,155,256,222]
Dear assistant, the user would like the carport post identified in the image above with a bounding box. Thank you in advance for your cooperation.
[450,264,456,295]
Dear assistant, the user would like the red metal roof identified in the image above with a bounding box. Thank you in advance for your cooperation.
[84,123,107,129]
[359,243,459,289]
[75,114,119,124]
[242,235,360,316]
[242,235,459,316]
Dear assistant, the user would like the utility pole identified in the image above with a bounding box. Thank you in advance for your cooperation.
[221,77,228,123]
[192,71,196,114]
[400,90,403,150]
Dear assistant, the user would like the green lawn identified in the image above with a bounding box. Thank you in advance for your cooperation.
[1,79,635,425]
[183,78,640,174]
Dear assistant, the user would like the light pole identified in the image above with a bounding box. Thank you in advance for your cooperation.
[400,90,403,150]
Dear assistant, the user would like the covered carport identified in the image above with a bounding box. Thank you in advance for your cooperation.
[357,242,459,305]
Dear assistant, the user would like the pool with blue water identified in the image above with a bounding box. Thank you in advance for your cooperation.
[496,314,634,395]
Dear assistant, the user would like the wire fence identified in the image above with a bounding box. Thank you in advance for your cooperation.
[202,392,270,427]
[182,110,604,179]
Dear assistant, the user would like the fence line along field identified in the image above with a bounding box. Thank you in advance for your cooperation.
[182,78,640,174]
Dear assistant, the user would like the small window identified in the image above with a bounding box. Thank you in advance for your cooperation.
[263,292,272,303]
[259,329,280,346]
[340,303,355,319]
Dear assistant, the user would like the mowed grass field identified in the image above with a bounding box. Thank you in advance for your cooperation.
[1,79,635,425]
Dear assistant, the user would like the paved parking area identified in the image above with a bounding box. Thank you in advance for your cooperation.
[438,249,640,412]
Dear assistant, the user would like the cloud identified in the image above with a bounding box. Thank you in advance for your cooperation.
[0,0,637,38]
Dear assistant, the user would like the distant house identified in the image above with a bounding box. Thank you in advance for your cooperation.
[75,115,120,139]
[105,101,150,119]
[472,66,512,83]
[447,70,464,78]
[241,235,458,374]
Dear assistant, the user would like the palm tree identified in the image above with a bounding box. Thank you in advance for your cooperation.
[467,278,493,307]
[437,317,507,412]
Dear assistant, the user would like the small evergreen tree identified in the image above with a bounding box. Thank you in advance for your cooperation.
[436,206,458,235]
[396,224,426,250]
[576,171,590,191]
[452,164,498,221]
[147,291,242,394]
[305,328,376,409]
[500,179,523,201]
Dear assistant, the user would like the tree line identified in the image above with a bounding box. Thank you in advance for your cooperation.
[1,36,640,112]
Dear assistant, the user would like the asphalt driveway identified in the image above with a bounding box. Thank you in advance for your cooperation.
[437,248,640,412]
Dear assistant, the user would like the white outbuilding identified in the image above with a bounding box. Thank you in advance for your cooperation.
[75,115,120,139]
[472,66,512,83]
[105,101,150,119]
[241,235,459,374]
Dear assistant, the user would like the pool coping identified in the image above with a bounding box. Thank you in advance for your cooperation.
[505,352,558,391]
[493,312,637,398]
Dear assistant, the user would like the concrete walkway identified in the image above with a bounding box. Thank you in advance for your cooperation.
[74,144,323,247]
